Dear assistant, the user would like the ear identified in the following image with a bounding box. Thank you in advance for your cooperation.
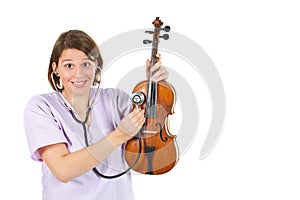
[52,62,59,76]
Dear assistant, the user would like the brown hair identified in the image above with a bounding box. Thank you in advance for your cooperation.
[47,30,103,91]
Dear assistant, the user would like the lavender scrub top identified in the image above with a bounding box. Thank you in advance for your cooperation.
[23,88,135,200]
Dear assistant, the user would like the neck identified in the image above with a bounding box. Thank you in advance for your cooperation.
[62,90,90,115]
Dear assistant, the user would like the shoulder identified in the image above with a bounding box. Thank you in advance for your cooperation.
[24,92,61,114]
[26,92,56,104]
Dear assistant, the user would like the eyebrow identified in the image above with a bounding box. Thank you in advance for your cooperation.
[61,57,90,62]
[62,59,73,62]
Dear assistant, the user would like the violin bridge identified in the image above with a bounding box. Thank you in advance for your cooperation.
[143,130,157,134]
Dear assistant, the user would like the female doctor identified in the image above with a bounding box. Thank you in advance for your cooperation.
[23,30,168,200]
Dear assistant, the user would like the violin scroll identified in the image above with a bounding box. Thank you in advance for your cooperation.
[143,17,171,44]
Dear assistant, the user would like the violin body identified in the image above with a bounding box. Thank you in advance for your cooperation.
[125,80,178,174]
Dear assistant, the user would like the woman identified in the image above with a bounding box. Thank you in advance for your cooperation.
[24,30,168,200]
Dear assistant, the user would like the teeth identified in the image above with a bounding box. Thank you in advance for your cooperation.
[72,81,86,87]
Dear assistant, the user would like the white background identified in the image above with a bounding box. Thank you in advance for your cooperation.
[1,0,300,199]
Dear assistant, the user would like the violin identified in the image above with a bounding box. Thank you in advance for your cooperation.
[125,17,179,175]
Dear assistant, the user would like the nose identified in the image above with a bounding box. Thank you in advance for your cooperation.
[74,65,84,77]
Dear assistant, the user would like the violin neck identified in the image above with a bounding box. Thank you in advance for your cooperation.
[146,46,158,118]
[146,27,160,118]
[145,81,157,118]
[148,27,160,79]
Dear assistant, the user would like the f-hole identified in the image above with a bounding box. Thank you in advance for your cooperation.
[156,122,167,142]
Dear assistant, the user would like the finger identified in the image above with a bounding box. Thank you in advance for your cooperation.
[151,61,162,72]
[130,108,140,115]
[146,59,150,72]
[128,108,141,119]
[135,117,146,128]
[152,73,168,82]
[158,73,169,82]
[153,74,168,82]
[155,53,161,60]
[131,109,145,123]
[151,67,168,82]
[145,59,151,78]
[134,113,146,126]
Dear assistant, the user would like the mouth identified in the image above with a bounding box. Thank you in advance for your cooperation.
[71,80,88,88]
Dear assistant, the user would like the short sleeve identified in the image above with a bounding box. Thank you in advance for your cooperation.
[111,89,132,126]
[23,96,68,161]
[116,89,132,119]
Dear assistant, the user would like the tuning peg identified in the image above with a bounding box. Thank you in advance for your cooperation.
[143,39,152,44]
[145,30,154,34]
[161,26,171,32]
[159,34,169,40]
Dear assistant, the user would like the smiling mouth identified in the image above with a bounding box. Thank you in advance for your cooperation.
[71,80,88,88]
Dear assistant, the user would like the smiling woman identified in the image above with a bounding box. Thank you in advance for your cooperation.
[47,30,102,92]
[23,29,169,200]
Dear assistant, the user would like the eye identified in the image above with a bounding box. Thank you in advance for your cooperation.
[82,61,96,69]
[82,62,91,68]
[64,63,74,69]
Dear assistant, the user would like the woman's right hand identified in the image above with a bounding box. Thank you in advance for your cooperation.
[116,108,145,140]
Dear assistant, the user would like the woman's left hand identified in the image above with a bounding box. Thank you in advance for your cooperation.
[146,54,169,82]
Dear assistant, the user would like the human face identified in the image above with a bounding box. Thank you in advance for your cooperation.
[53,49,96,101]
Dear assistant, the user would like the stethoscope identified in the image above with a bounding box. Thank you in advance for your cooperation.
[51,69,141,179]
